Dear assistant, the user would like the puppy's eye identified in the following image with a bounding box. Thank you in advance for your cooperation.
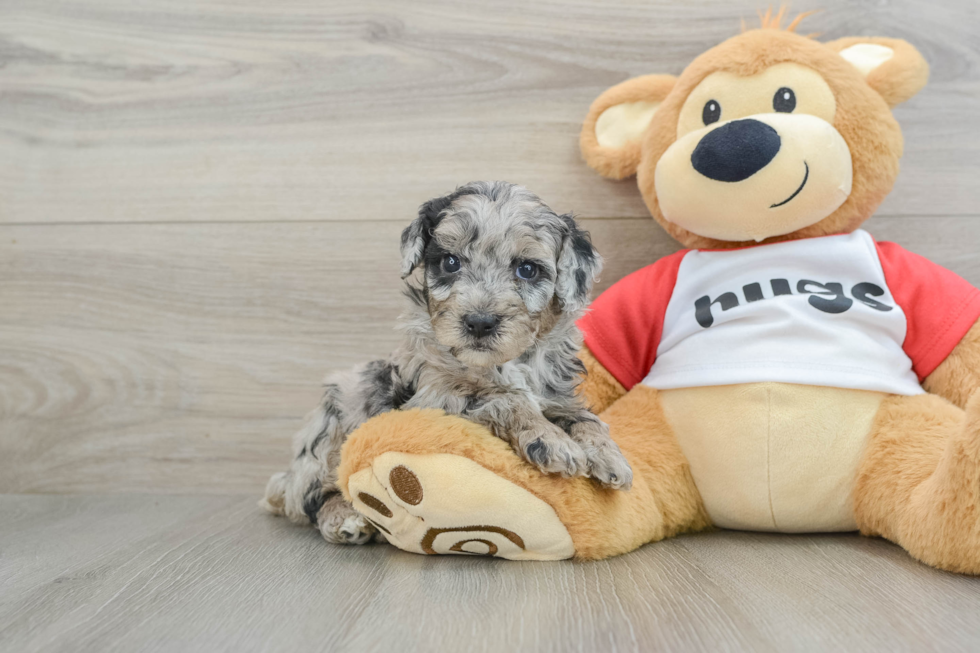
[442,254,461,273]
[773,87,796,113]
[515,261,538,280]
[702,100,721,125]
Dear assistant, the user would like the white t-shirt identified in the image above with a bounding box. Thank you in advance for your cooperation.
[580,229,980,395]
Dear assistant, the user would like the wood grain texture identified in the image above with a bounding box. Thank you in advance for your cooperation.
[2,0,980,647]
[1,494,978,653]
[1,0,978,224]
[0,218,667,494]
[3,216,978,495]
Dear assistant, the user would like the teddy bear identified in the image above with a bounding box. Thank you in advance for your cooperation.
[333,12,980,573]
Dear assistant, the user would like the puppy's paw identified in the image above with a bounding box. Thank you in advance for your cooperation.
[570,420,633,490]
[516,423,589,478]
[259,471,289,514]
[319,510,378,546]
[585,444,633,490]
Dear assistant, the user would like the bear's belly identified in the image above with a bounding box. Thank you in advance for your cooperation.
[659,383,886,532]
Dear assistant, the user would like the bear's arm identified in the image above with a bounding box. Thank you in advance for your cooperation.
[577,346,627,413]
[875,240,980,406]
[923,319,980,409]
[576,250,689,409]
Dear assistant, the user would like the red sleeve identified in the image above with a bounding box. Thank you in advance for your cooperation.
[875,241,980,382]
[577,250,688,390]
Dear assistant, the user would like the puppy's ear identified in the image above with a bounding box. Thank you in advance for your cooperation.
[825,37,929,107]
[400,191,457,278]
[555,214,602,313]
[580,74,676,179]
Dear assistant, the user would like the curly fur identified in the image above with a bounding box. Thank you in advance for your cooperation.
[262,181,632,544]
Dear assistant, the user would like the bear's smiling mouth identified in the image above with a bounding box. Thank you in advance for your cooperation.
[770,161,809,208]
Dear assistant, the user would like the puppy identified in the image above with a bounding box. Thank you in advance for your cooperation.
[262,181,632,544]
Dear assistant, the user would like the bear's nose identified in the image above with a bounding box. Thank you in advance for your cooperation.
[691,119,781,182]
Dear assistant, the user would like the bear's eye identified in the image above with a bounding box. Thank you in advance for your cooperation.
[442,254,461,273]
[702,100,721,125]
[773,87,796,113]
[515,261,538,280]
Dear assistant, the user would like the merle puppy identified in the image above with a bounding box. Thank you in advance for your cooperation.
[263,181,633,545]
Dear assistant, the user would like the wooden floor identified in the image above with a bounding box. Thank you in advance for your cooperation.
[2,0,979,650]
[1,494,979,653]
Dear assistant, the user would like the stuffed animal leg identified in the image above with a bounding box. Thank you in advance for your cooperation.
[339,336,980,571]
[853,391,980,574]
[853,322,980,574]
[337,351,710,560]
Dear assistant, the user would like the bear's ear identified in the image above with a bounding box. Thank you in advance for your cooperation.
[580,74,676,179]
[825,37,929,107]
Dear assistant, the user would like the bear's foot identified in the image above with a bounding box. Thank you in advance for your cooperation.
[346,451,575,560]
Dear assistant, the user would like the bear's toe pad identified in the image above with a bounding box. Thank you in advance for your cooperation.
[346,452,575,560]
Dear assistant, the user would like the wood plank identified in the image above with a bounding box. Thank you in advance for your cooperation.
[0,494,243,600]
[1,0,978,224]
[1,494,978,652]
[676,531,980,650]
[1,216,978,495]
[3,1,979,648]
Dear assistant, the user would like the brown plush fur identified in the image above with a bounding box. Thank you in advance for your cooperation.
[581,28,929,250]
[854,391,980,574]
[338,384,709,560]
[824,37,930,107]
[335,22,979,571]
[580,74,676,180]
[923,320,980,410]
[639,30,908,250]
[578,346,627,413]
[573,21,979,573]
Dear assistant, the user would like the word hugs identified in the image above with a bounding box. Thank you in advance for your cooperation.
[695,278,893,328]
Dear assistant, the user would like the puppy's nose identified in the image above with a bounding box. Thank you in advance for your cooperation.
[462,313,500,338]
[691,119,781,182]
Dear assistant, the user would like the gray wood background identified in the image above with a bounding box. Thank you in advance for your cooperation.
[2,0,979,651]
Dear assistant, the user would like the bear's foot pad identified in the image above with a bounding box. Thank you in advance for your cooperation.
[347,452,574,560]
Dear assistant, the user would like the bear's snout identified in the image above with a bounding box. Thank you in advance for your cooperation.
[655,113,852,242]
[691,119,782,182]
